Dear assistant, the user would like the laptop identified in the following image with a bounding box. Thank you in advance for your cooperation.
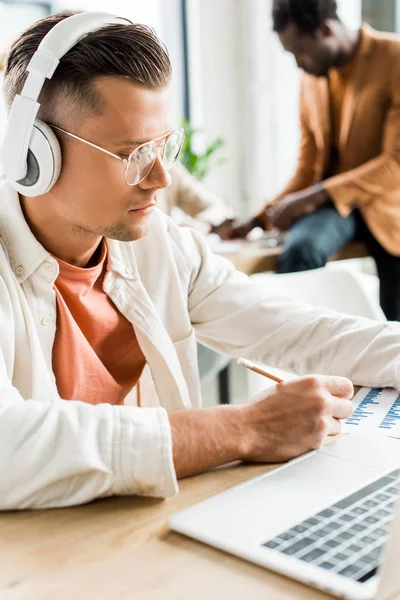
[169,435,400,600]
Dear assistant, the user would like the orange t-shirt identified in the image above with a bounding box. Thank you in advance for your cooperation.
[52,241,146,405]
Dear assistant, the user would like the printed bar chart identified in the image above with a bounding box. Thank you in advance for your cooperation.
[380,394,400,430]
[343,387,400,438]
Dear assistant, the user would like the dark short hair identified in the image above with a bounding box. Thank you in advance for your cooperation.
[3,12,171,121]
[272,0,338,35]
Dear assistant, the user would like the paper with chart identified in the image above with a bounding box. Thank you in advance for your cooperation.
[342,387,400,438]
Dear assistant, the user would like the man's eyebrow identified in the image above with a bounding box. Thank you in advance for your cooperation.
[114,139,146,147]
[113,130,174,148]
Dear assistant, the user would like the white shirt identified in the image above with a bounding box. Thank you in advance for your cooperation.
[1,181,400,509]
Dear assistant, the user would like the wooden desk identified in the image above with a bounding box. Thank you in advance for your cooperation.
[232,241,369,275]
[2,450,396,600]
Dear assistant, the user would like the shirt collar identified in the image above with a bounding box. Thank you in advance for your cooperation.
[358,23,376,59]
[0,181,141,283]
[0,182,50,283]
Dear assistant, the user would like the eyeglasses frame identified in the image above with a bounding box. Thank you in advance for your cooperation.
[49,124,185,186]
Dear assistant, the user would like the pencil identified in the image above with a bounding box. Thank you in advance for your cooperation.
[237,358,284,384]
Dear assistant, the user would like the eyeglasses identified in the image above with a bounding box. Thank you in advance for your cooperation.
[50,125,185,186]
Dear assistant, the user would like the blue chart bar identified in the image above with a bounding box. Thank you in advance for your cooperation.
[379,393,400,430]
[346,388,383,427]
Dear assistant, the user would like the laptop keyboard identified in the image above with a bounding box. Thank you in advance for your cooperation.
[262,468,400,582]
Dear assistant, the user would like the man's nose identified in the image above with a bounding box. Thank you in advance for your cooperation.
[139,155,172,190]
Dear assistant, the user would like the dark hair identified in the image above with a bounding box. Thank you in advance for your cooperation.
[3,12,171,121]
[272,0,338,34]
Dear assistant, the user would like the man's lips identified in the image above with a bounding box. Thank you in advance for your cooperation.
[129,202,156,212]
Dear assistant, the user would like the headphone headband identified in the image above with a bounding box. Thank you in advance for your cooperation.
[2,12,132,184]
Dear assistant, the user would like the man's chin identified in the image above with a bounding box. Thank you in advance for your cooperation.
[102,222,151,243]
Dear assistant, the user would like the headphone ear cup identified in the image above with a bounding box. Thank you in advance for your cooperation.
[11,120,62,197]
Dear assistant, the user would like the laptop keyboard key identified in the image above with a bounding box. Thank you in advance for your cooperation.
[282,538,315,556]
[332,552,349,563]
[319,509,336,518]
[349,523,366,533]
[339,513,355,522]
[293,525,307,534]
[339,564,361,579]
[361,535,375,545]
[348,543,362,553]
[376,494,389,502]
[324,539,341,549]
[304,517,320,527]
[263,540,279,549]
[277,531,295,542]
[301,548,326,563]
[337,531,352,541]
[320,561,335,570]
[351,506,368,515]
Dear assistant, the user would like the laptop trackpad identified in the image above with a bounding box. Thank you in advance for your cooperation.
[320,434,400,470]
[230,450,382,544]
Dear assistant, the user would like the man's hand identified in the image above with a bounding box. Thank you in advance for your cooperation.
[211,218,235,239]
[168,374,354,478]
[217,215,266,240]
[269,184,330,231]
[239,375,354,463]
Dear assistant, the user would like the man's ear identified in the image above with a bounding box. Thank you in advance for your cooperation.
[319,21,334,39]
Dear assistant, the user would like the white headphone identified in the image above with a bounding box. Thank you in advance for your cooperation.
[1,12,132,197]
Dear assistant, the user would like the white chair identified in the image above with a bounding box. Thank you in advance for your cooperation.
[247,267,385,395]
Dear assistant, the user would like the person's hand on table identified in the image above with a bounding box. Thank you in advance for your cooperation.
[217,215,267,240]
[239,374,354,463]
[269,184,330,231]
[211,218,236,239]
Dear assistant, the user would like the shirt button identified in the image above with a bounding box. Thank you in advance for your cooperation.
[16,265,24,276]
[44,261,52,272]
[41,316,51,326]
[125,266,133,275]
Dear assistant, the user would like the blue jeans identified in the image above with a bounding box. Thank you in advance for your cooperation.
[277,204,400,321]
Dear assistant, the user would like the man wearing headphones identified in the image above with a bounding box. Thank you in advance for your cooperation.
[1,12,400,510]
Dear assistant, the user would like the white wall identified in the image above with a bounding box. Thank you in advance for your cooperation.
[51,0,164,33]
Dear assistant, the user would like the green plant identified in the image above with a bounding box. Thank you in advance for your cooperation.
[179,116,226,181]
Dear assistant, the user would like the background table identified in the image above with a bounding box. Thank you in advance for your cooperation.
[232,241,369,275]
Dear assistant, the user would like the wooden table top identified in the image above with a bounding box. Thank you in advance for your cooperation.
[2,447,396,600]
[231,241,369,275]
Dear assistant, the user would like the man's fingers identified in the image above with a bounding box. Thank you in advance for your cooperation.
[331,397,354,420]
[327,417,342,437]
[316,375,354,399]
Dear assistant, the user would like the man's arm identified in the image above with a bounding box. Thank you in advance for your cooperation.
[0,326,353,509]
[179,227,400,390]
[169,376,353,476]
[0,272,178,509]
[0,372,178,509]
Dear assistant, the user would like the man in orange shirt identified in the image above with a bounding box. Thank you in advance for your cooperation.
[228,0,400,321]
